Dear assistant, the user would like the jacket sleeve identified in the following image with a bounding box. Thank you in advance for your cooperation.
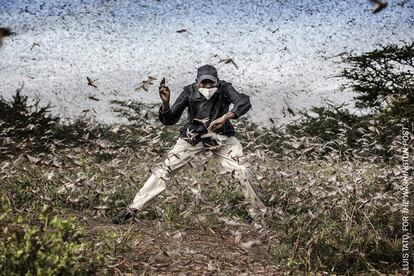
[159,86,189,125]
[223,83,252,119]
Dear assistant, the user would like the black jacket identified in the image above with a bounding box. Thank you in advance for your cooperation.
[159,80,251,146]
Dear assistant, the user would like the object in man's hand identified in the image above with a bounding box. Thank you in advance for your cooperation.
[160,77,166,90]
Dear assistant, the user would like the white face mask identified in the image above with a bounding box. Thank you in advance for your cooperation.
[198,87,217,100]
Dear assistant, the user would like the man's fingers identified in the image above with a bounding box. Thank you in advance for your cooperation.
[207,123,215,132]
[160,88,170,98]
[208,122,221,132]
[208,119,227,132]
[159,86,169,92]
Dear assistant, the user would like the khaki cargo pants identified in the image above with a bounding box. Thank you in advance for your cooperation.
[128,134,267,219]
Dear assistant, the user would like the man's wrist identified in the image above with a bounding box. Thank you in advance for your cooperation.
[223,112,236,121]
[161,102,170,112]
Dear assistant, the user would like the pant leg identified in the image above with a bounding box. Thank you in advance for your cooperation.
[212,136,267,219]
[128,137,204,210]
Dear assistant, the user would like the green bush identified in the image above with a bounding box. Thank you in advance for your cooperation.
[340,42,414,122]
[0,86,104,159]
[0,205,103,275]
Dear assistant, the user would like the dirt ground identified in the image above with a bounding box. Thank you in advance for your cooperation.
[85,217,284,275]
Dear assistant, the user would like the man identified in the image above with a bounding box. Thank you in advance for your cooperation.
[112,64,267,224]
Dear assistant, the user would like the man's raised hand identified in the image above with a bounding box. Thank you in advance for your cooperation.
[159,77,170,111]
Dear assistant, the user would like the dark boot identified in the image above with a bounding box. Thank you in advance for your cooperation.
[112,209,135,224]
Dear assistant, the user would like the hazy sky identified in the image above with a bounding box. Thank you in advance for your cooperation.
[1,0,413,125]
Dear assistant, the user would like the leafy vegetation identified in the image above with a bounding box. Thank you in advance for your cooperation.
[0,202,103,275]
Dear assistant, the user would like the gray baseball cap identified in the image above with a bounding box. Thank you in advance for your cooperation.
[196,64,218,84]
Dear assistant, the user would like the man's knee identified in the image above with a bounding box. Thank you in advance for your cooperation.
[152,163,171,179]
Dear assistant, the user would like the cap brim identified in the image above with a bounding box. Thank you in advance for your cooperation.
[197,75,218,84]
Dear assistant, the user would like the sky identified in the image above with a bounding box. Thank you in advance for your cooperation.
[0,0,413,126]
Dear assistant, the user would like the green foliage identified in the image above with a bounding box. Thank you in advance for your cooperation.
[0,85,58,134]
[0,85,106,159]
[0,85,59,155]
[0,206,103,275]
[340,42,414,122]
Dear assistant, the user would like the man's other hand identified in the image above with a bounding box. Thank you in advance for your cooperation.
[207,112,235,132]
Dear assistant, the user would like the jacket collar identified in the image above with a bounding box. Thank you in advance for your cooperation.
[191,84,204,100]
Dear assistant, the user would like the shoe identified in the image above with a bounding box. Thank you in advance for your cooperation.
[112,209,135,224]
